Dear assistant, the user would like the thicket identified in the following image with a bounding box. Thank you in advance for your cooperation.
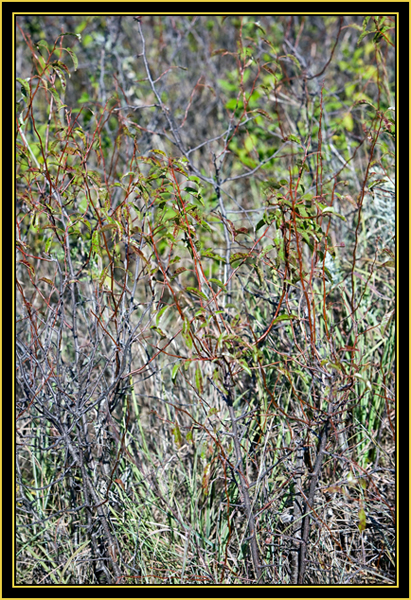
[15,15,396,586]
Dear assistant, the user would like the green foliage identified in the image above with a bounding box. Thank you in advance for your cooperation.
[16,14,395,586]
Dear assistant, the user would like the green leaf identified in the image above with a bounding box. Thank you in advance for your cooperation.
[91,230,100,255]
[299,230,314,252]
[230,252,249,264]
[37,54,47,71]
[182,317,190,335]
[323,267,334,283]
[52,64,67,88]
[171,362,181,382]
[59,32,82,41]
[182,332,193,350]
[321,207,346,221]
[253,21,266,35]
[295,205,309,218]
[195,364,203,394]
[357,30,370,45]
[45,238,53,253]
[261,244,274,257]
[172,423,183,448]
[199,220,211,232]
[73,127,86,145]
[78,92,90,103]
[183,186,199,194]
[150,325,166,338]
[238,359,252,377]
[63,47,79,71]
[362,16,371,29]
[156,304,170,326]
[358,508,366,532]
[202,250,225,263]
[39,277,54,287]
[288,134,301,144]
[209,278,227,291]
[36,39,49,51]
[342,113,354,131]
[17,78,30,97]
[186,287,209,300]
[285,54,301,70]
[226,98,239,110]
[271,314,298,325]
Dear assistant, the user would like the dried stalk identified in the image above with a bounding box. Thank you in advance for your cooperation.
[298,417,330,584]
[225,383,263,582]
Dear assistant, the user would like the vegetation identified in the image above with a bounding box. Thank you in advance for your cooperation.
[15,14,395,586]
